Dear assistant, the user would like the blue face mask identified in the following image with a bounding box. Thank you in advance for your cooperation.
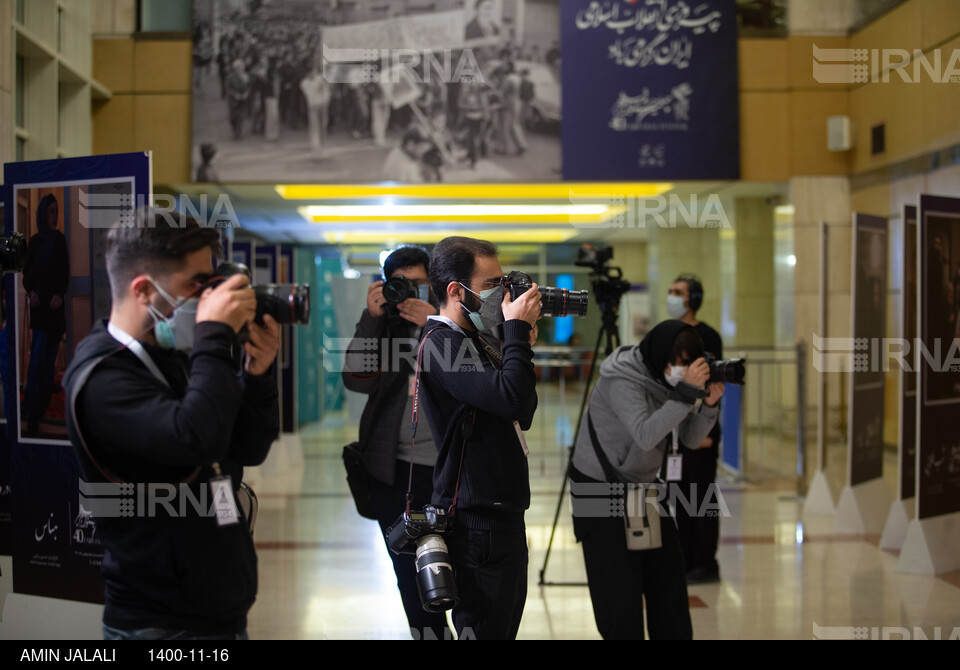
[459,283,503,331]
[147,279,199,351]
[417,283,430,303]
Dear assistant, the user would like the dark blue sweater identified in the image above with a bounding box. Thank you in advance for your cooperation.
[418,319,537,531]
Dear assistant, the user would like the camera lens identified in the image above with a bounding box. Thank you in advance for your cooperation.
[382,276,416,305]
[415,534,459,613]
[0,233,27,274]
[709,358,746,385]
[255,284,310,325]
[540,286,589,319]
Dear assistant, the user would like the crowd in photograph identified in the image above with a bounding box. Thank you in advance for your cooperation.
[193,16,560,182]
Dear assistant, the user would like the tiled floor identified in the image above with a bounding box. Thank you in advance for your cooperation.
[244,381,960,640]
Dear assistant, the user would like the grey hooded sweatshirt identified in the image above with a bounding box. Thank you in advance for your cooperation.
[572,343,719,484]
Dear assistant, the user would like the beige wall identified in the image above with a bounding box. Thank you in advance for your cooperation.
[0,0,12,168]
[93,39,192,184]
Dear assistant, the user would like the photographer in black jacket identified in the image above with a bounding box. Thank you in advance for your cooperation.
[63,208,280,640]
[341,245,447,639]
[418,236,541,639]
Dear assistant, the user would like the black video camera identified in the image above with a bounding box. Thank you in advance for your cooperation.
[575,245,631,312]
[385,505,458,613]
[503,270,589,318]
[212,262,310,327]
[0,233,27,274]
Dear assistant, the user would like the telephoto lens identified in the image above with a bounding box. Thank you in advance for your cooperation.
[414,534,459,613]
[505,271,589,318]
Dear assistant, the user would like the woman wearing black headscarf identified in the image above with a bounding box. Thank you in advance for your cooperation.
[569,319,724,639]
[22,194,69,436]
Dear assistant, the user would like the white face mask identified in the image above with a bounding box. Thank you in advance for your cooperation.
[666,295,688,319]
[665,365,686,387]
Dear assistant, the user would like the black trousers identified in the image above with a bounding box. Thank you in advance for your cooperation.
[371,460,450,639]
[573,501,692,640]
[674,443,720,573]
[445,526,528,640]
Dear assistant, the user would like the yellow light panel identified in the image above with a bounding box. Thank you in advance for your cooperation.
[276,182,674,201]
[319,229,581,244]
[297,203,627,225]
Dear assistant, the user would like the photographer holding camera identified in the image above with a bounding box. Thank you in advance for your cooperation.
[63,209,280,640]
[341,245,448,639]
[570,319,723,640]
[667,273,724,584]
[416,236,540,639]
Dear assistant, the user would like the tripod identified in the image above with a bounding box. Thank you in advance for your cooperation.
[538,299,621,587]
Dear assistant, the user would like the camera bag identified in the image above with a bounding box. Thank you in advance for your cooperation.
[343,441,377,520]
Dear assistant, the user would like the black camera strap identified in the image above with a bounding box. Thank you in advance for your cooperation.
[408,324,473,520]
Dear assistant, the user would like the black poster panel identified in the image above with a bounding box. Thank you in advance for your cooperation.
[10,443,104,603]
[918,195,960,519]
[850,214,888,486]
[901,205,917,500]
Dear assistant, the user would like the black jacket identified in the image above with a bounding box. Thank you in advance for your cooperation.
[63,319,279,635]
[419,319,537,531]
[342,310,434,486]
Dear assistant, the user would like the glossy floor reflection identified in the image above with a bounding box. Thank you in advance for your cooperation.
[245,381,960,640]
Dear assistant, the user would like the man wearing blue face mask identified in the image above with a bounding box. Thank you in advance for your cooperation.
[62,208,280,640]
[417,236,541,640]
[341,245,447,640]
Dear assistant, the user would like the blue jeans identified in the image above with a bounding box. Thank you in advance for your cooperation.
[103,624,249,640]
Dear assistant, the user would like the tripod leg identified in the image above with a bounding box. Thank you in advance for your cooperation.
[539,326,606,586]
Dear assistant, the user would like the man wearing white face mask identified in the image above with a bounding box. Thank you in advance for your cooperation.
[417,236,541,639]
[570,320,723,639]
[63,208,280,640]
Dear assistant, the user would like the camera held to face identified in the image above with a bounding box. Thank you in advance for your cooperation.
[385,505,458,613]
[213,262,310,327]
[704,352,746,386]
[503,270,589,318]
[381,275,420,305]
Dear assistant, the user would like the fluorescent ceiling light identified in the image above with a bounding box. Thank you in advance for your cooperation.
[275,183,674,200]
[317,228,581,244]
[298,204,613,222]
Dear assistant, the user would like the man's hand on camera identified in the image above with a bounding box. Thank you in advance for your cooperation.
[682,358,710,388]
[397,298,437,327]
[703,382,725,408]
[196,274,257,333]
[367,281,386,318]
[502,283,541,328]
[244,314,280,377]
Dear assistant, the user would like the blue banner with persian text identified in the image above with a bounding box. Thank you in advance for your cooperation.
[561,0,740,181]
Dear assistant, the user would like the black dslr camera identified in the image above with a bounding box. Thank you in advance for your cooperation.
[385,505,458,613]
[213,262,310,327]
[503,270,589,318]
[704,352,746,386]
[381,275,419,305]
[0,233,27,274]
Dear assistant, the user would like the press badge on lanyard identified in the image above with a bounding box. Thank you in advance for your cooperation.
[666,427,683,482]
[211,471,240,527]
